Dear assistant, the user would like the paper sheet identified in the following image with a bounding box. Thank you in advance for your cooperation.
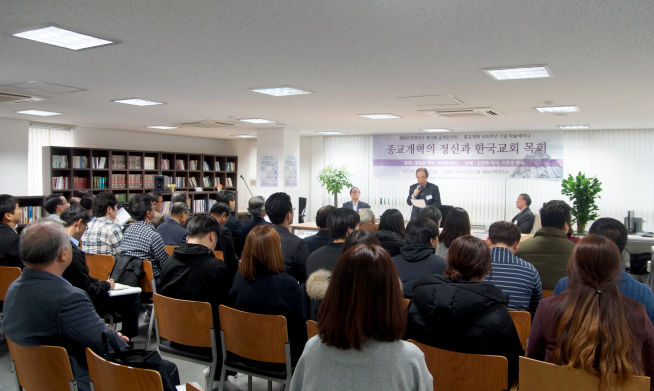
[115,207,132,226]
[411,199,426,208]
[107,286,142,297]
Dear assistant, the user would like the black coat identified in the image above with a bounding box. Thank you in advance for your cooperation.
[155,219,188,246]
[511,207,535,234]
[241,217,271,240]
[272,225,309,284]
[225,216,243,240]
[406,274,524,388]
[216,225,238,279]
[63,241,111,308]
[0,223,22,268]
[375,230,407,258]
[303,230,333,255]
[392,244,446,299]
[407,182,441,220]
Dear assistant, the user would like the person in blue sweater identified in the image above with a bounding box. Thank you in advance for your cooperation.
[554,217,654,324]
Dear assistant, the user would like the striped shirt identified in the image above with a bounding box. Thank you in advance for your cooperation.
[81,216,123,256]
[121,220,169,278]
[485,247,542,317]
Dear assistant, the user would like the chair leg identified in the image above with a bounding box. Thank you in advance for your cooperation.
[217,365,227,391]
[248,375,252,391]
[145,307,155,350]
[268,380,272,391]
[11,361,21,391]
[206,364,217,391]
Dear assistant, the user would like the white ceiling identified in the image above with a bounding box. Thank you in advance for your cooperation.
[1,0,654,139]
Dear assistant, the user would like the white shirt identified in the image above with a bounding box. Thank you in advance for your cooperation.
[352,201,359,210]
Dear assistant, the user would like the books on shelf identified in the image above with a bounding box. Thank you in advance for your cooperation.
[215,162,220,171]
[226,162,236,171]
[20,206,42,225]
[128,174,142,188]
[52,155,69,168]
[145,156,156,170]
[52,176,69,189]
[112,155,126,169]
[73,156,88,168]
[175,177,187,187]
[203,176,211,187]
[129,156,142,169]
[92,177,107,189]
[193,200,207,213]
[227,177,233,187]
[203,161,210,170]
[73,177,89,189]
[190,160,198,170]
[161,159,170,170]
[144,174,155,189]
[175,159,186,170]
[91,157,106,169]
[189,177,198,188]
[112,174,126,188]
[115,194,127,203]
[208,199,216,209]
[161,201,172,214]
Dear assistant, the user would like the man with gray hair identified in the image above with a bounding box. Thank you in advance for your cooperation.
[2,220,130,391]
[156,201,190,245]
[241,195,272,239]
[358,208,379,233]
[407,167,441,221]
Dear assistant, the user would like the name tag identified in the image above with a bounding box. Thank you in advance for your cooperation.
[426,195,433,200]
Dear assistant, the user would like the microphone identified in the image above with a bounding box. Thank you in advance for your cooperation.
[240,175,254,198]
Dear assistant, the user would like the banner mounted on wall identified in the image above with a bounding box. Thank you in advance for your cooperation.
[372,131,564,179]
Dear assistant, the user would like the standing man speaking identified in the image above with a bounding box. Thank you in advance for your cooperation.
[407,168,441,221]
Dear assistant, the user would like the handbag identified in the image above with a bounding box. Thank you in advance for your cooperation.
[101,330,178,391]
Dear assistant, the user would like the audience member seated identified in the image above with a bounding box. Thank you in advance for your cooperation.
[291,244,433,391]
[121,194,168,281]
[485,221,542,318]
[2,220,131,391]
[406,236,524,388]
[209,202,238,279]
[44,193,70,220]
[375,209,407,257]
[216,190,243,239]
[554,218,654,324]
[61,206,140,337]
[229,225,308,366]
[149,191,165,229]
[69,197,81,207]
[306,208,359,276]
[342,229,381,251]
[342,187,371,211]
[511,193,535,233]
[241,195,272,239]
[392,218,446,299]
[304,205,335,254]
[435,207,470,258]
[358,208,379,233]
[528,235,654,390]
[515,200,576,290]
[419,205,442,227]
[82,191,123,256]
[163,191,191,223]
[265,192,309,284]
[0,194,23,268]
[156,202,189,246]
[80,194,95,221]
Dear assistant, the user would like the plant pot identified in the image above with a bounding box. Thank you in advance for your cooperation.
[576,223,586,235]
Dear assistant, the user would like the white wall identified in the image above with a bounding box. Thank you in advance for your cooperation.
[299,137,313,221]
[0,117,30,195]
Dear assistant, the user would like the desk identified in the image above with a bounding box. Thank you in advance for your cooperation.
[289,222,319,234]
[626,234,654,255]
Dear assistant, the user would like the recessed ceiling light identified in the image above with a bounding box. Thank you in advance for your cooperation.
[250,86,313,96]
[231,134,257,138]
[358,114,402,119]
[558,125,590,129]
[16,109,61,116]
[484,65,552,80]
[113,98,165,106]
[146,125,179,129]
[421,128,453,133]
[238,118,276,124]
[317,131,348,135]
[10,24,117,50]
[535,106,579,113]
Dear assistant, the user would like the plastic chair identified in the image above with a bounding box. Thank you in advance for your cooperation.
[7,338,78,391]
[85,254,115,281]
[0,266,22,301]
[307,320,319,339]
[86,347,163,391]
[508,310,531,353]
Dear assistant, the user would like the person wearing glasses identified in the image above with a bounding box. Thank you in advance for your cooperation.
[343,187,370,211]
[44,193,70,220]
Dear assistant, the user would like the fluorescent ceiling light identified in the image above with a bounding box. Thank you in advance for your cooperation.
[535,106,579,113]
[317,131,347,135]
[358,114,402,119]
[484,65,552,80]
[558,125,590,129]
[146,125,179,129]
[231,134,257,138]
[113,98,165,106]
[10,25,117,50]
[17,110,61,116]
[238,118,276,124]
[421,128,453,133]
[250,86,313,96]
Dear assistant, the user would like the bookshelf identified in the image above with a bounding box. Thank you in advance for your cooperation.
[14,196,46,232]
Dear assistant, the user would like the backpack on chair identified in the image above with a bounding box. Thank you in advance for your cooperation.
[110,255,145,287]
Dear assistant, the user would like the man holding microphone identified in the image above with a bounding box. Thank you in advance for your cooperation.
[407,167,441,221]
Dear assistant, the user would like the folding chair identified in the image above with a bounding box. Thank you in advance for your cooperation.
[86,347,163,391]
[165,245,178,257]
[508,310,531,352]
[84,254,115,281]
[8,338,78,391]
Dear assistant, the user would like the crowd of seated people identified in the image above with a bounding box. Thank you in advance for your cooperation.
[3,189,654,391]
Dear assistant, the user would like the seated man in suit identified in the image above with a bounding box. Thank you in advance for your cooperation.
[306,208,359,277]
[358,208,378,233]
[44,193,70,220]
[0,194,23,268]
[156,202,189,245]
[342,187,370,211]
[2,220,131,391]
[216,190,243,239]
[61,206,141,337]
[163,191,191,223]
[241,195,272,239]
[511,193,535,233]
[209,202,239,279]
[304,205,335,255]
[266,192,309,284]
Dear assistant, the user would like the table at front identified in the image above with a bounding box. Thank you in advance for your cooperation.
[289,222,319,234]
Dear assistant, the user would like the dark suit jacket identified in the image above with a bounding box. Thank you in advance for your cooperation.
[216,225,238,279]
[342,201,371,211]
[0,223,22,268]
[407,182,442,220]
[225,216,243,239]
[304,230,333,255]
[2,268,126,391]
[272,225,309,284]
[156,218,188,245]
[511,207,535,233]
[241,216,271,240]
[63,241,111,309]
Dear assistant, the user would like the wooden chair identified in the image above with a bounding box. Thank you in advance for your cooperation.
[509,310,531,352]
[408,339,517,391]
[519,356,649,391]
[86,347,163,391]
[84,254,115,281]
[218,305,293,391]
[405,298,411,307]
[187,382,203,391]
[0,266,22,301]
[542,289,554,298]
[307,320,319,339]
[142,260,158,351]
[7,338,78,391]
[165,245,178,256]
[153,294,217,391]
[213,250,224,260]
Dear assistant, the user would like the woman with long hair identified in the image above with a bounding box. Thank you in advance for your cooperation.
[435,207,470,258]
[291,244,433,391]
[528,235,654,389]
[375,209,407,257]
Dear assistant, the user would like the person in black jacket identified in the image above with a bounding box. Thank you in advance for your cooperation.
[216,190,244,238]
[60,206,140,337]
[392,218,446,299]
[303,205,335,255]
[407,168,441,221]
[209,203,239,279]
[306,208,359,277]
[375,209,407,258]
[0,194,23,269]
[241,196,272,239]
[406,235,524,389]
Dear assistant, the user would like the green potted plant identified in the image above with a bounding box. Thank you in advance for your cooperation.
[317,165,353,207]
[561,172,603,234]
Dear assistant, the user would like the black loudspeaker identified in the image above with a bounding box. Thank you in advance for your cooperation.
[154,175,165,191]
[298,197,307,223]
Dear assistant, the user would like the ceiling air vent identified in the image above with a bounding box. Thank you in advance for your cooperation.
[0,91,51,104]
[173,120,243,128]
[419,107,504,119]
